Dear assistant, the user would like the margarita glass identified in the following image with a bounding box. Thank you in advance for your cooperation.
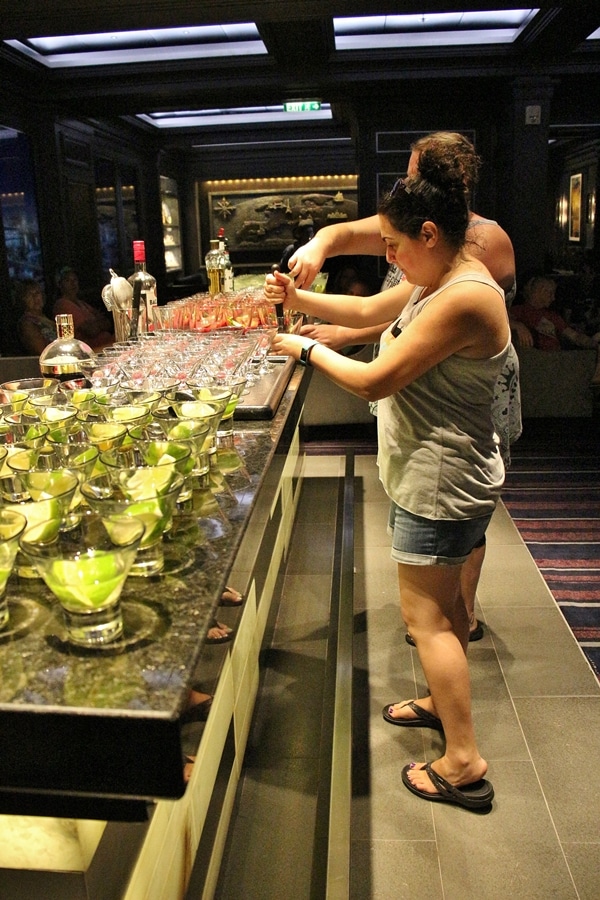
[81,470,184,576]
[20,513,144,646]
[0,509,27,629]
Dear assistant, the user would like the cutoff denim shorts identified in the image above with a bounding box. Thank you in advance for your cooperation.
[387,501,493,566]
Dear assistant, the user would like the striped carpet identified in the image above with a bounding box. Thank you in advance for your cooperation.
[303,417,600,681]
[503,418,600,681]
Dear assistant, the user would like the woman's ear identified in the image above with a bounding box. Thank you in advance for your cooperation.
[421,221,438,245]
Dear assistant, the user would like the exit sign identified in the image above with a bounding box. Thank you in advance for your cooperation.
[284,101,322,113]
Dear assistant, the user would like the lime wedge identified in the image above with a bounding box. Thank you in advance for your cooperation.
[46,554,125,609]
[121,466,175,500]
[179,401,215,418]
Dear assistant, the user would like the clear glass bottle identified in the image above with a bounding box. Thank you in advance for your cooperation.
[127,240,157,334]
[205,239,224,296]
[39,314,96,380]
[218,232,234,293]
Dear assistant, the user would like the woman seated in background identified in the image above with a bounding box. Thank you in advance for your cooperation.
[53,266,114,351]
[510,274,600,351]
[16,279,57,355]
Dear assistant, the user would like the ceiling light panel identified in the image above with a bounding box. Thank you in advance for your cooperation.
[5,24,266,68]
[334,9,539,49]
[137,105,333,128]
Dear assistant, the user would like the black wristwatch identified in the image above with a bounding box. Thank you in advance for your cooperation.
[298,341,319,366]
[299,339,319,367]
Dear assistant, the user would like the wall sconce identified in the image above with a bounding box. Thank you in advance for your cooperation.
[586,191,596,226]
[557,195,568,229]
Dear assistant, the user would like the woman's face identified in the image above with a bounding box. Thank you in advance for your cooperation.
[24,286,44,312]
[60,271,79,294]
[379,214,424,284]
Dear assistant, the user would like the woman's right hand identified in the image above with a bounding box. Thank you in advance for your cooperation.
[264,270,297,309]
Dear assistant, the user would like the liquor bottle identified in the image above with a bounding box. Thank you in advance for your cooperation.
[218,231,234,293]
[39,314,95,380]
[205,239,225,296]
[127,240,157,334]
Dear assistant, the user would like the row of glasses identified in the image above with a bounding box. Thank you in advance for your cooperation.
[0,309,287,644]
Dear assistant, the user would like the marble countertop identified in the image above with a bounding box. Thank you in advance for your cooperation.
[0,365,308,811]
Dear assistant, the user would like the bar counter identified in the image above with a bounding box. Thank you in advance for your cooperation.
[0,360,309,832]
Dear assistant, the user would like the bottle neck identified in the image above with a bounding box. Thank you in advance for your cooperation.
[55,314,74,339]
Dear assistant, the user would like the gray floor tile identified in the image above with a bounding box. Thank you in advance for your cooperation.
[478,543,557,608]
[350,840,443,900]
[488,607,600,696]
[562,842,600,900]
[434,761,578,900]
[514,697,600,842]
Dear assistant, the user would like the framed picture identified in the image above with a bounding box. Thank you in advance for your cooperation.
[207,183,358,254]
[569,173,582,241]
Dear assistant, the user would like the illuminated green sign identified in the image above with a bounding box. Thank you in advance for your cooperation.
[284,101,322,113]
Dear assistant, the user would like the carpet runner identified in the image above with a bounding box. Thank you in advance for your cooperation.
[500,419,600,681]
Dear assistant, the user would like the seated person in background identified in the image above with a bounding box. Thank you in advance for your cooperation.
[560,253,600,336]
[53,267,114,351]
[16,279,57,355]
[510,275,600,351]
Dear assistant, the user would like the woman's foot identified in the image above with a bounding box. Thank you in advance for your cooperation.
[183,755,195,783]
[204,618,233,644]
[405,618,484,646]
[181,689,213,723]
[384,697,439,724]
[219,585,244,607]
[402,757,493,810]
[404,755,488,795]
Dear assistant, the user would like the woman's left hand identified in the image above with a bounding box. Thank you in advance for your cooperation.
[271,333,307,360]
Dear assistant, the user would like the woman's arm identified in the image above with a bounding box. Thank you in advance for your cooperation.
[299,322,390,350]
[18,319,50,355]
[272,281,508,402]
[288,216,386,288]
[265,270,409,329]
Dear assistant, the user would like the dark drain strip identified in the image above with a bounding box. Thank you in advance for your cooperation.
[311,451,355,899]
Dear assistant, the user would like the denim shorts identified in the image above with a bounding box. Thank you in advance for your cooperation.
[387,502,493,566]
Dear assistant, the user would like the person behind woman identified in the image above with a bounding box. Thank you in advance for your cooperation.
[53,267,114,351]
[15,279,57,355]
[265,141,510,809]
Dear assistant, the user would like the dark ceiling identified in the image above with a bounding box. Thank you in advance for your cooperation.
[1,2,600,144]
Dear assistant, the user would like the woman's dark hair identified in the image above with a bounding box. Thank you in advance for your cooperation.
[13,278,42,311]
[378,142,470,251]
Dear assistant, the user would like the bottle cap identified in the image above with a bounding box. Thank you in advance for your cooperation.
[133,240,146,262]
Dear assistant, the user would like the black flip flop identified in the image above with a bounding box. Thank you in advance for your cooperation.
[382,700,444,731]
[405,620,484,646]
[401,762,494,811]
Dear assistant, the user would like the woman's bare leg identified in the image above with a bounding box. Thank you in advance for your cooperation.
[459,542,486,633]
[395,562,487,791]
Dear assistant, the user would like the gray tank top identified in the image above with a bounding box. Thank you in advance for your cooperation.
[377,274,509,519]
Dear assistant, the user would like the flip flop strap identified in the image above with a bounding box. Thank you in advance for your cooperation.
[424,763,465,802]
[406,701,442,728]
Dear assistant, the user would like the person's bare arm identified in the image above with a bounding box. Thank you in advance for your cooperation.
[265,270,409,330]
[289,215,386,288]
[563,326,600,349]
[19,320,50,355]
[299,322,389,351]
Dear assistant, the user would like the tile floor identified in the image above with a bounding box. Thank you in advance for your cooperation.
[210,454,600,900]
